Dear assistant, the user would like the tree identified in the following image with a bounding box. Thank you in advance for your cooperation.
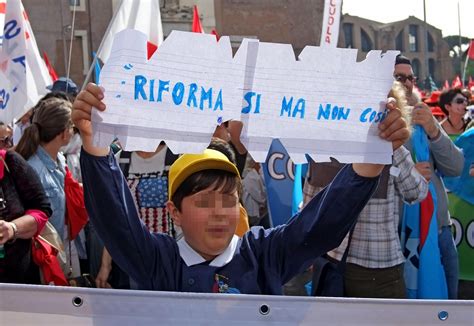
[443,35,471,76]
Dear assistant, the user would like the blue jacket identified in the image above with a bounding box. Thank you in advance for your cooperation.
[81,149,378,294]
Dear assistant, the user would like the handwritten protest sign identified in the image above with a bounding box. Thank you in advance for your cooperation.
[96,29,398,163]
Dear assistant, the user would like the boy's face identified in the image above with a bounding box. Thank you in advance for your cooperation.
[168,186,240,261]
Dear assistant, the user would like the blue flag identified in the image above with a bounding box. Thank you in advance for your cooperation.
[92,51,101,84]
[401,125,448,299]
[262,139,306,227]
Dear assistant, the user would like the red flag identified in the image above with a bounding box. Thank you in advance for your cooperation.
[468,39,474,60]
[443,80,449,90]
[419,191,435,249]
[147,41,158,59]
[42,51,58,82]
[64,167,88,240]
[452,75,462,88]
[469,76,474,90]
[192,5,204,33]
[210,29,220,40]
[31,236,68,286]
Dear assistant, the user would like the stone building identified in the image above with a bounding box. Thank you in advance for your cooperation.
[214,0,326,54]
[341,14,453,86]
[22,0,215,87]
[21,1,453,88]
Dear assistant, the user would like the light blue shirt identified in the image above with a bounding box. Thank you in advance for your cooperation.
[28,146,67,238]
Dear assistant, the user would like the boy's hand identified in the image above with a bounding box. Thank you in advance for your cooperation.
[353,100,409,177]
[72,83,109,156]
[378,100,410,150]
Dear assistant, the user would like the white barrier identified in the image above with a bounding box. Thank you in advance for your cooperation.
[0,283,473,325]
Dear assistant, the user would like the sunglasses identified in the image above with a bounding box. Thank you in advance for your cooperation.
[0,136,12,146]
[453,98,468,105]
[394,74,417,83]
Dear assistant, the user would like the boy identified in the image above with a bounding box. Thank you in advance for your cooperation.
[74,83,409,294]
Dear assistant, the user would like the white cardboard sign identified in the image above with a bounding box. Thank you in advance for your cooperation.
[95,29,398,163]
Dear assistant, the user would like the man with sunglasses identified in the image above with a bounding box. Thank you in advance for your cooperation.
[394,55,464,299]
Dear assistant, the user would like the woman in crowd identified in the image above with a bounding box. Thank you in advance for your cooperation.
[0,131,51,283]
[438,88,470,138]
[16,97,81,279]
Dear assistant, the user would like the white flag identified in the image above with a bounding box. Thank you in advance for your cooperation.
[320,0,342,47]
[97,0,163,63]
[0,0,27,123]
[0,0,51,123]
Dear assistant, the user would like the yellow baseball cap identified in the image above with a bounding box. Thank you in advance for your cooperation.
[168,149,240,199]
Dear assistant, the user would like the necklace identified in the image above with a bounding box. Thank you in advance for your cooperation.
[447,117,466,132]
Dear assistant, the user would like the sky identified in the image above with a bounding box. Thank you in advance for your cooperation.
[342,0,474,39]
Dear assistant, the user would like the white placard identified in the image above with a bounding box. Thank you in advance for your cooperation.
[95,29,398,163]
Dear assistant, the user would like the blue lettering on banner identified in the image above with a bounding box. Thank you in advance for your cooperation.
[292,99,305,118]
[241,92,261,114]
[0,89,10,110]
[280,96,293,117]
[199,87,212,110]
[149,79,155,102]
[359,108,387,123]
[317,103,350,120]
[133,76,225,111]
[280,96,305,119]
[187,83,198,108]
[4,20,21,40]
[172,82,185,105]
[157,80,170,102]
[214,90,223,111]
[134,75,147,100]
[12,55,25,68]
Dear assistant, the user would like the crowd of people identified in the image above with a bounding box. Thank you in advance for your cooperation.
[0,54,472,300]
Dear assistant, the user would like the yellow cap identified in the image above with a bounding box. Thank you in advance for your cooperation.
[168,149,240,199]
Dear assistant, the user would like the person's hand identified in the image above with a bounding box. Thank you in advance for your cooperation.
[469,164,474,177]
[227,120,247,154]
[353,100,409,177]
[411,102,439,139]
[72,83,109,156]
[212,124,230,142]
[95,265,112,289]
[415,162,432,182]
[0,221,14,245]
[378,99,410,150]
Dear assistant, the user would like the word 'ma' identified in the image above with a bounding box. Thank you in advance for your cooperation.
[134,75,223,111]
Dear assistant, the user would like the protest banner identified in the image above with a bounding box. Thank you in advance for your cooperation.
[95,29,398,164]
[320,0,342,47]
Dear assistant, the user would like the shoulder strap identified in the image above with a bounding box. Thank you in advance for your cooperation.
[0,149,8,180]
[118,150,132,178]
[339,224,356,264]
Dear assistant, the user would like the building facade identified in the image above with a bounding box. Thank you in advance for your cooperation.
[22,1,453,89]
[214,0,326,54]
[342,14,453,87]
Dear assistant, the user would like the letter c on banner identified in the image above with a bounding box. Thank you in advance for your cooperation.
[467,221,474,248]
[287,158,295,181]
[268,153,285,180]
[451,218,462,247]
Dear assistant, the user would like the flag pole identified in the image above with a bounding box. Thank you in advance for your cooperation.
[458,0,463,85]
[81,0,125,91]
[462,47,469,84]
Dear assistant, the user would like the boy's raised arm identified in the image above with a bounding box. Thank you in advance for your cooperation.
[72,83,109,156]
